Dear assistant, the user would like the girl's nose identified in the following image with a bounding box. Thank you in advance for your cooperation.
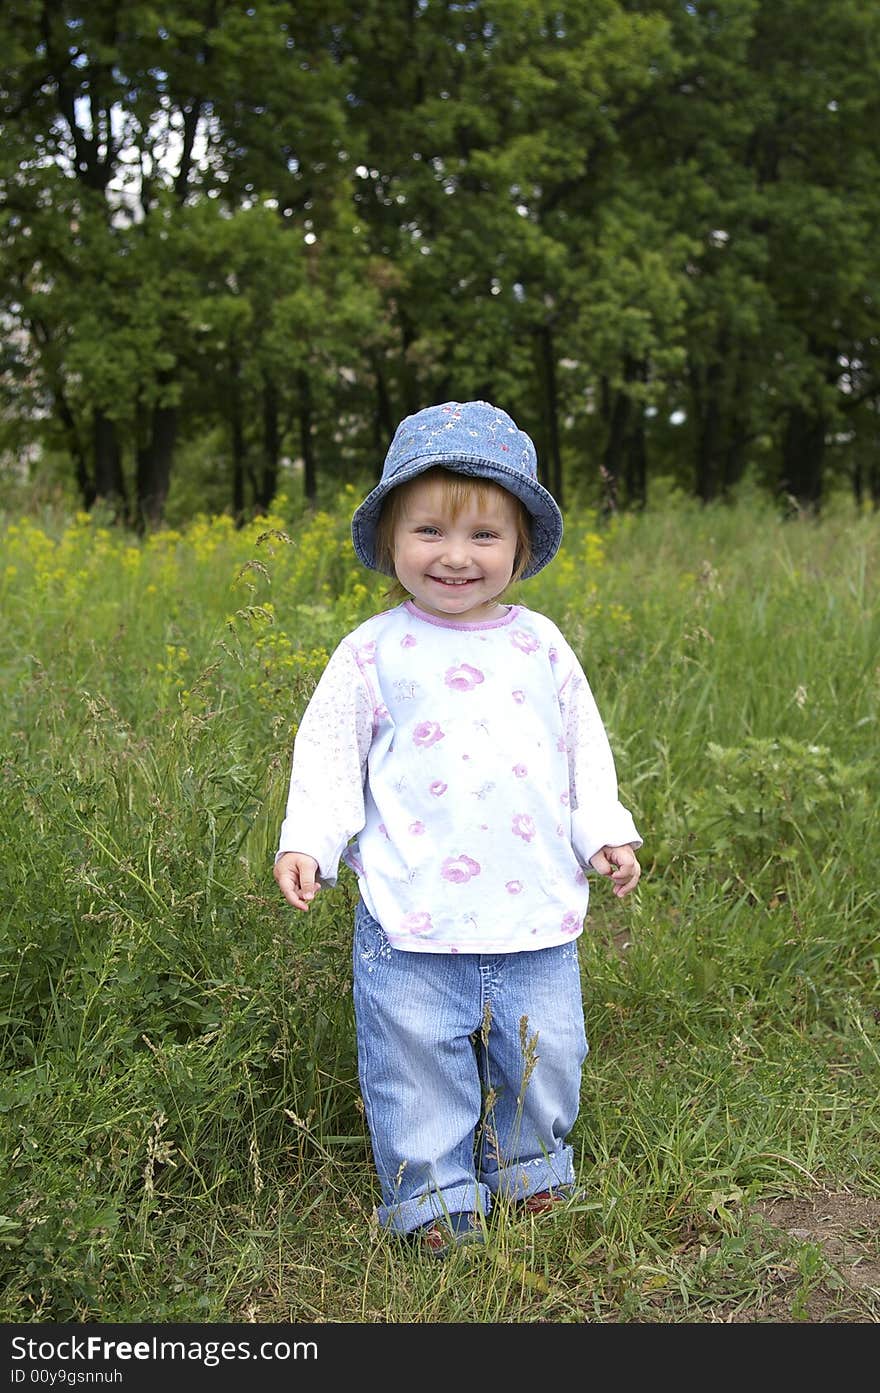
[441,539,469,567]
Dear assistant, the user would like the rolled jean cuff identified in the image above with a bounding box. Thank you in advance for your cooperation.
[377,1181,493,1235]
[482,1147,575,1201]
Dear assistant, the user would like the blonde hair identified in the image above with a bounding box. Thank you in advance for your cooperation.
[373,466,534,601]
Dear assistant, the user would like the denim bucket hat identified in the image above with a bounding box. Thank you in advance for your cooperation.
[351,400,563,579]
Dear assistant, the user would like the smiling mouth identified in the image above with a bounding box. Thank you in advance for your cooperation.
[429,576,477,586]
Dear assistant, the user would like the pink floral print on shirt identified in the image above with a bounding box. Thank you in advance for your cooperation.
[430,781,448,796]
[512,814,535,843]
[506,880,523,895]
[512,763,528,778]
[441,855,481,883]
[445,663,485,691]
[511,629,540,654]
[561,911,581,935]
[413,721,445,747]
[402,911,432,935]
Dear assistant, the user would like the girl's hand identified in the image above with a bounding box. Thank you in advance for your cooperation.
[274,852,321,911]
[589,844,641,898]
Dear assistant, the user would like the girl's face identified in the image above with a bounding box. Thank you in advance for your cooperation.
[392,475,521,623]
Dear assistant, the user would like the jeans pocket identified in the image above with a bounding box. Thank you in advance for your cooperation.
[355,900,394,967]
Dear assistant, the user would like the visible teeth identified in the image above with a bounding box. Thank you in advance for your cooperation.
[434,578,471,585]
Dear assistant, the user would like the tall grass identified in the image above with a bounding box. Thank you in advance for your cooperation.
[1,488,877,1322]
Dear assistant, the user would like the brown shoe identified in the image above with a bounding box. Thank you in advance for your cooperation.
[519,1189,567,1214]
[418,1222,455,1255]
[414,1212,485,1257]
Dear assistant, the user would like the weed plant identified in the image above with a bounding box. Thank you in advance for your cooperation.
[1,488,877,1323]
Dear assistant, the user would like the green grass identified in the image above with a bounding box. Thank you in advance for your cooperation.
[1,489,878,1323]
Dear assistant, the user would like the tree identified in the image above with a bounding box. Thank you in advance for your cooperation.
[620,0,880,507]
[0,0,353,521]
[2,1,878,518]
[339,0,685,507]
[181,194,388,513]
[749,0,880,506]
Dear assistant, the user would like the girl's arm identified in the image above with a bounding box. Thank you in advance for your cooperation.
[556,645,642,872]
[276,641,374,889]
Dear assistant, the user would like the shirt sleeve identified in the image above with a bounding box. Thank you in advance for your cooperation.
[275,639,374,884]
[556,641,642,869]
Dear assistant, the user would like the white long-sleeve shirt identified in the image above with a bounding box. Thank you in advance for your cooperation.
[277,600,641,952]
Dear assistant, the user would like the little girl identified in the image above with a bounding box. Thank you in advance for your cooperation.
[274,400,642,1254]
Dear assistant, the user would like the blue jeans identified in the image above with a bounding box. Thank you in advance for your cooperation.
[352,899,588,1234]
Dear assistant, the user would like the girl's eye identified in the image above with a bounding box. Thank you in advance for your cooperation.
[474,531,498,541]
[416,526,441,536]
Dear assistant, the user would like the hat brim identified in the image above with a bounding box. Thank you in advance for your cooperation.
[351,452,563,580]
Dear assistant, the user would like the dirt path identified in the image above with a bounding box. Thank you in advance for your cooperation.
[736,1191,880,1322]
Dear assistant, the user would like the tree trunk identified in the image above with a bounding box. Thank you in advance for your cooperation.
[624,414,647,509]
[600,357,648,513]
[720,353,751,494]
[538,326,563,508]
[55,392,93,508]
[722,435,748,495]
[689,337,757,502]
[230,365,245,523]
[622,356,647,508]
[780,404,825,509]
[697,394,721,502]
[854,440,880,509]
[690,356,724,503]
[398,312,420,417]
[601,387,627,517]
[298,369,317,505]
[92,409,127,516]
[373,357,395,454]
[30,319,93,507]
[135,403,177,529]
[259,375,280,509]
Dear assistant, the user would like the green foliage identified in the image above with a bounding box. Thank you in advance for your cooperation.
[0,495,878,1322]
[682,737,871,890]
[2,1,879,517]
